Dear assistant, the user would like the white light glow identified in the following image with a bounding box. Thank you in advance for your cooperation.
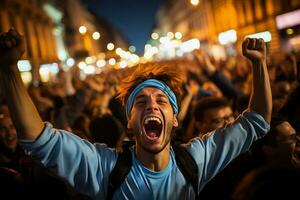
[218,29,237,45]
[151,32,159,40]
[180,39,200,53]
[20,71,32,86]
[167,32,174,39]
[17,60,32,72]
[92,32,100,40]
[119,60,127,68]
[79,26,87,34]
[190,0,199,6]
[78,61,86,69]
[39,63,59,82]
[129,46,136,52]
[96,59,106,68]
[175,32,182,39]
[108,58,116,65]
[66,58,75,67]
[245,31,272,42]
[107,43,115,51]
[83,65,95,74]
[276,9,300,29]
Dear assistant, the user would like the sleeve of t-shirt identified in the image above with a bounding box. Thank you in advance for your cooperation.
[186,110,270,192]
[19,122,118,199]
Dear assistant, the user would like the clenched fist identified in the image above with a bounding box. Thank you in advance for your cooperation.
[0,28,25,67]
[242,38,266,63]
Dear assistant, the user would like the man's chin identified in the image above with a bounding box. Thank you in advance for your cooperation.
[141,144,165,154]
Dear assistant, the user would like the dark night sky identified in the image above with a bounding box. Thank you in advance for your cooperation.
[81,0,163,55]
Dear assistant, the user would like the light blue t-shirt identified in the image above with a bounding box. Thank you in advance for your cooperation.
[20,111,270,199]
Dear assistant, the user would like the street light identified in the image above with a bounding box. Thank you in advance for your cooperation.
[175,32,182,39]
[151,32,159,40]
[190,0,199,6]
[79,26,87,34]
[92,32,101,40]
[107,43,115,51]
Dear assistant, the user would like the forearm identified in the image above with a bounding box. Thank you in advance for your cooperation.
[249,60,272,123]
[0,65,44,140]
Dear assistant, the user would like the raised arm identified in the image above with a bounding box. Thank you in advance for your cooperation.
[242,38,272,123]
[0,28,44,140]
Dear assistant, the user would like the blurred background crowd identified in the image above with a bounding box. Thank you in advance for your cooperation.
[1,0,300,199]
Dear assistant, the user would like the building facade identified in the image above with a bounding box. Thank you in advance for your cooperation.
[154,0,300,56]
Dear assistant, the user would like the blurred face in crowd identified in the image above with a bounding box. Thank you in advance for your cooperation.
[128,87,178,154]
[195,106,234,133]
[273,121,300,167]
[265,121,300,167]
[0,106,17,151]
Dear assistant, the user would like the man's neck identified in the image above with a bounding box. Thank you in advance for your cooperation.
[135,144,171,171]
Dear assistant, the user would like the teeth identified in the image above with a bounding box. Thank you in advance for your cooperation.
[144,117,161,125]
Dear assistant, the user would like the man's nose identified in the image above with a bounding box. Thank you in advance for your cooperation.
[146,98,159,111]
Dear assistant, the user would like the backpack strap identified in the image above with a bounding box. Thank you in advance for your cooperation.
[107,145,132,200]
[172,142,199,197]
[107,141,199,199]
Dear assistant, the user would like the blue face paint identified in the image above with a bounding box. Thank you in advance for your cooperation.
[126,79,178,119]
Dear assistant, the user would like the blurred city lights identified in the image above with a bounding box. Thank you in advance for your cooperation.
[116,47,123,55]
[245,31,272,42]
[96,59,106,68]
[151,32,159,40]
[180,38,200,52]
[190,0,199,6]
[83,65,96,74]
[129,45,136,52]
[78,61,87,69]
[218,29,237,45]
[85,56,96,64]
[145,44,152,50]
[39,63,59,82]
[276,9,300,29]
[119,60,128,68]
[130,54,140,63]
[286,28,294,35]
[108,58,116,65]
[92,32,100,40]
[167,32,174,39]
[79,26,87,34]
[159,36,170,44]
[175,32,182,39]
[17,60,32,72]
[107,43,115,51]
[66,58,75,67]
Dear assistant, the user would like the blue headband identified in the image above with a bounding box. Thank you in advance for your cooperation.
[126,79,178,119]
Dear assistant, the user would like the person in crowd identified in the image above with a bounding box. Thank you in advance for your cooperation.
[0,102,22,169]
[0,102,92,199]
[89,114,125,149]
[251,115,300,168]
[186,96,234,139]
[0,28,271,199]
[231,165,300,200]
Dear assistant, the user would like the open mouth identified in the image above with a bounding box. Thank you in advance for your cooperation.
[143,116,163,140]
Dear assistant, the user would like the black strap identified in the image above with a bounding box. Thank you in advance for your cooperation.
[107,146,132,200]
[172,142,199,197]
[107,141,199,199]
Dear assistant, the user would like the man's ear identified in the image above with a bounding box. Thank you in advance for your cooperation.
[173,115,178,127]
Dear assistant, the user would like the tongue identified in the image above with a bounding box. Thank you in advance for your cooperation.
[146,130,159,138]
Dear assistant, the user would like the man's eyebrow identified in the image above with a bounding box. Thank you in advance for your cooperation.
[156,93,168,98]
[135,94,147,100]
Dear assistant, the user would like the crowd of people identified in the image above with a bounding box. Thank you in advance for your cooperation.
[0,28,299,199]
